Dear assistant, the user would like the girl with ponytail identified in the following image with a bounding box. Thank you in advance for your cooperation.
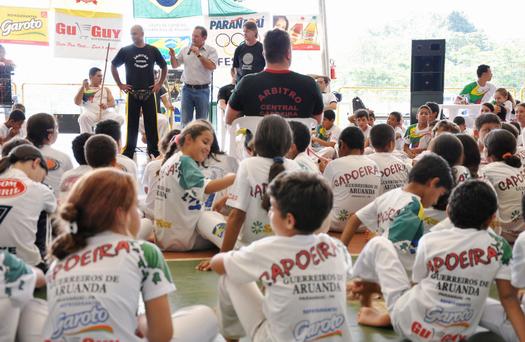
[480,129,525,243]
[45,168,219,341]
[197,115,300,271]
[153,121,235,251]
[0,144,55,268]
[26,113,73,197]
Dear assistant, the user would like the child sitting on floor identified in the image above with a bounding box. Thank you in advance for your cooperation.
[349,180,525,341]
[287,121,320,174]
[341,153,452,272]
[211,171,353,342]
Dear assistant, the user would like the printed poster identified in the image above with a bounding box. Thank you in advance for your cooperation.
[206,13,271,69]
[54,9,123,60]
[273,15,320,51]
[0,6,49,46]
[133,0,202,19]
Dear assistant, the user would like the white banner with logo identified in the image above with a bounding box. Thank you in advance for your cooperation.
[54,8,122,60]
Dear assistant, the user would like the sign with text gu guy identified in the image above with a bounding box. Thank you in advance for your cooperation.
[54,8,122,60]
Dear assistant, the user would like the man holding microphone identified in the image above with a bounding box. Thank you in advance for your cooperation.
[169,26,218,126]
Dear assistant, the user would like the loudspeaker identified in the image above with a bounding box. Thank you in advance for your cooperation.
[410,39,445,123]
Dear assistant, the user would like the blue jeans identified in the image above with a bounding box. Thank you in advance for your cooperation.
[181,86,210,126]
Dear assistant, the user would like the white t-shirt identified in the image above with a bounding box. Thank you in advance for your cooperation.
[515,147,525,165]
[223,233,352,342]
[0,251,36,307]
[452,165,471,184]
[394,126,404,151]
[81,87,110,114]
[322,92,337,108]
[511,231,525,288]
[479,162,525,243]
[200,153,239,211]
[227,157,300,246]
[295,151,320,174]
[367,152,410,195]
[0,123,23,141]
[58,165,92,203]
[323,155,380,231]
[0,168,56,265]
[43,232,175,342]
[40,144,73,197]
[356,188,424,271]
[116,154,137,179]
[404,124,432,150]
[142,159,162,218]
[422,207,447,234]
[154,152,209,251]
[392,227,511,341]
[361,125,371,140]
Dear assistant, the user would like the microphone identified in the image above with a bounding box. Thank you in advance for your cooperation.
[187,46,192,55]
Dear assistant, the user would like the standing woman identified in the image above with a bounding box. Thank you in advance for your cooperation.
[43,168,219,342]
[233,21,266,81]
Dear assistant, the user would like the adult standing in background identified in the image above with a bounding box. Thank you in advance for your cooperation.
[233,21,265,81]
[111,25,167,159]
[169,26,218,127]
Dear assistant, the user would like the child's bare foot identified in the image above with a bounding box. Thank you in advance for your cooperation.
[357,307,392,327]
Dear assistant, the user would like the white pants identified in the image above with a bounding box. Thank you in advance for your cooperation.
[317,146,337,159]
[217,275,271,341]
[196,211,227,248]
[478,297,525,342]
[140,113,170,141]
[351,236,411,312]
[78,110,125,133]
[171,305,220,342]
[0,297,47,342]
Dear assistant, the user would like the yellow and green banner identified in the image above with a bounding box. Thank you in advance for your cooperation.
[0,6,49,46]
[133,0,202,19]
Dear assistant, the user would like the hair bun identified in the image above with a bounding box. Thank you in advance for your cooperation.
[60,203,78,223]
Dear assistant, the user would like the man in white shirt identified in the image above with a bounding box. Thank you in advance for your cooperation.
[95,119,137,179]
[75,67,124,133]
[316,76,337,111]
[169,26,218,126]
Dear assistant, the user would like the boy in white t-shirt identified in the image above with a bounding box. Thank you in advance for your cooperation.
[84,134,118,168]
[58,133,93,202]
[367,124,410,195]
[0,109,25,145]
[341,153,453,272]
[95,119,138,179]
[323,126,381,232]
[349,180,525,341]
[355,109,372,146]
[287,121,320,174]
[311,110,341,159]
[387,111,405,151]
[403,105,432,158]
[211,172,353,342]
[474,113,501,164]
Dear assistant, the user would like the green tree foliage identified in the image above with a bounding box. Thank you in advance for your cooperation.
[336,11,524,92]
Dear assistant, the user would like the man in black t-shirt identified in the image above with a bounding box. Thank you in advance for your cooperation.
[226,29,323,124]
[111,25,167,159]
[233,21,265,81]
